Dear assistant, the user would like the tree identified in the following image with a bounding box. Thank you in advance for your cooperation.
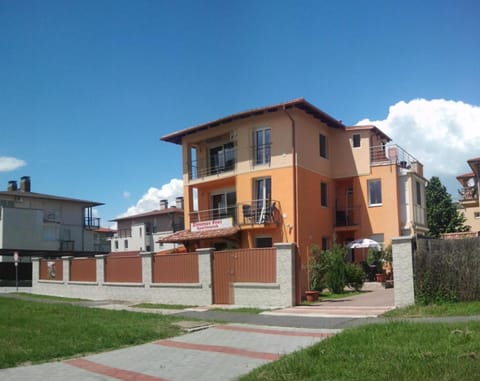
[426,176,469,237]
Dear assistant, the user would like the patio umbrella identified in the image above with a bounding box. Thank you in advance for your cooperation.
[348,238,381,250]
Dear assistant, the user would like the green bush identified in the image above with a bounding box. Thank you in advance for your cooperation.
[345,263,365,291]
[325,245,346,293]
[308,244,328,291]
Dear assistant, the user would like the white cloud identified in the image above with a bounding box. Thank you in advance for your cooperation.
[356,98,480,198]
[122,191,131,199]
[116,178,184,219]
[0,156,26,172]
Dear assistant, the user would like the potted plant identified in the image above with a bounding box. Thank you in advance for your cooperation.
[367,248,385,283]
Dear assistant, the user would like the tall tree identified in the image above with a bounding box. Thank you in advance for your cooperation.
[426,176,469,237]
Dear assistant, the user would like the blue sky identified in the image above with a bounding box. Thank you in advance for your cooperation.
[1,0,479,227]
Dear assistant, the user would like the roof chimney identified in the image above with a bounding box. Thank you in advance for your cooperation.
[175,196,184,210]
[7,180,17,192]
[20,176,31,192]
[159,199,168,210]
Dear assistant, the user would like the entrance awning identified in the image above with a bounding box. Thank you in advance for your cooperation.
[158,227,240,243]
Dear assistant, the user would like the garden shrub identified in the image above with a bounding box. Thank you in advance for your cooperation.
[345,263,365,291]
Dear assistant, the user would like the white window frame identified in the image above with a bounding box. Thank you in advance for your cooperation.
[368,179,382,206]
[254,127,271,166]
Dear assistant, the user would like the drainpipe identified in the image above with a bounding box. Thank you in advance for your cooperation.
[283,107,299,247]
[284,106,300,303]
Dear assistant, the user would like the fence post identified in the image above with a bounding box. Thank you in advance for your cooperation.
[95,254,107,285]
[392,236,415,307]
[62,256,73,284]
[274,243,296,307]
[31,257,40,291]
[196,248,214,305]
[140,251,153,288]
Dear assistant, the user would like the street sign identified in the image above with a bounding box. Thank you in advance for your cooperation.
[14,251,19,266]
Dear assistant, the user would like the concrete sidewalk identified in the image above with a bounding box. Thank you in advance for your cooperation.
[0,323,340,381]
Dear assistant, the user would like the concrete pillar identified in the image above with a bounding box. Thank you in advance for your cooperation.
[95,254,107,285]
[274,243,296,307]
[196,248,214,304]
[31,257,40,291]
[140,251,154,288]
[62,256,73,284]
[392,236,415,307]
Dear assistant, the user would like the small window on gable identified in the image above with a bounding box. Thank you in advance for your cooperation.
[321,182,328,207]
[321,237,329,251]
[416,181,422,205]
[319,134,328,158]
[352,134,361,148]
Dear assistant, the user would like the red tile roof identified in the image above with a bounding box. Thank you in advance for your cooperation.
[160,98,346,145]
[111,207,183,222]
[158,227,240,243]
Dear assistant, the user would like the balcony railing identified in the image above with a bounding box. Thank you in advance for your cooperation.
[370,144,422,173]
[60,240,75,251]
[114,229,132,238]
[84,217,100,230]
[189,148,237,180]
[459,186,478,202]
[335,206,360,228]
[189,200,281,226]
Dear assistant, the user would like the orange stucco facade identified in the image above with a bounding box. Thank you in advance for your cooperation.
[161,99,428,303]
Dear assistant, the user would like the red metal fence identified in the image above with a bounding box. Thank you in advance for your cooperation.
[152,253,199,283]
[70,258,96,282]
[39,259,63,281]
[104,255,142,283]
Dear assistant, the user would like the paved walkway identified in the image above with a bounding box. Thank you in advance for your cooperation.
[0,323,340,381]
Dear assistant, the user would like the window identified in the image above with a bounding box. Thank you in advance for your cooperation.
[114,240,119,250]
[321,237,329,251]
[254,127,271,165]
[319,134,328,158]
[368,179,382,206]
[255,236,272,248]
[124,240,128,249]
[352,134,361,148]
[209,142,235,174]
[321,182,328,207]
[474,212,480,219]
[416,181,422,205]
[254,177,272,223]
[211,191,236,220]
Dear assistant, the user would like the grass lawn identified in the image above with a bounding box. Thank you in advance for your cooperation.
[0,298,182,369]
[383,301,480,318]
[240,321,480,381]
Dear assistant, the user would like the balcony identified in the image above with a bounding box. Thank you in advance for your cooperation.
[458,186,478,205]
[370,144,423,175]
[115,229,132,238]
[84,217,100,230]
[189,200,281,227]
[334,206,360,230]
[189,145,237,180]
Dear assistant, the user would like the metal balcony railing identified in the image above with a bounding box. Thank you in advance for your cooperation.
[334,206,360,228]
[370,144,421,171]
[458,186,478,202]
[188,148,237,180]
[189,200,281,226]
[84,217,100,230]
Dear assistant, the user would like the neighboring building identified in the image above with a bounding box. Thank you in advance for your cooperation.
[94,227,115,253]
[456,157,480,232]
[160,98,427,301]
[110,198,185,254]
[0,176,106,284]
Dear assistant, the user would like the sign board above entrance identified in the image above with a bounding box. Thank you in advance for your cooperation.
[191,217,233,232]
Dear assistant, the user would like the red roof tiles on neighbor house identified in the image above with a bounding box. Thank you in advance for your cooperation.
[158,227,240,243]
[111,208,183,222]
